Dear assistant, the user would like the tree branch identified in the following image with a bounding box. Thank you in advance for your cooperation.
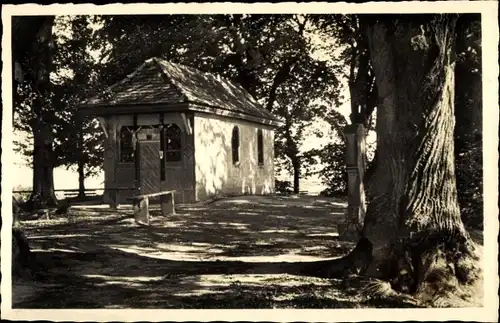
[265,56,300,112]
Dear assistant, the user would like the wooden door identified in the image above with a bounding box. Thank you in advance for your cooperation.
[138,140,161,202]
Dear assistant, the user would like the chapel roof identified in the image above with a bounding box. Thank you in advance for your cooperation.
[82,57,279,124]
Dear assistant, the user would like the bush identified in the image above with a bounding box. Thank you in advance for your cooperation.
[275,179,293,194]
[13,185,32,203]
[455,138,483,230]
[311,142,348,197]
[319,186,347,198]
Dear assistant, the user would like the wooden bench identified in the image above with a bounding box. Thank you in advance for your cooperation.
[127,190,176,225]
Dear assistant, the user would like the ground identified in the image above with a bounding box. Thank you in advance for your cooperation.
[11,195,463,309]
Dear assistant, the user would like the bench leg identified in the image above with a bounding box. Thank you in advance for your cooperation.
[109,190,118,210]
[160,193,175,216]
[134,197,150,224]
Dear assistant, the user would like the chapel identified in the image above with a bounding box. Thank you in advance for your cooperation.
[80,57,281,204]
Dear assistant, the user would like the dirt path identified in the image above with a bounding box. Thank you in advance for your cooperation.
[12,195,420,309]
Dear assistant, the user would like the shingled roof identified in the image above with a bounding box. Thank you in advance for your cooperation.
[82,57,279,124]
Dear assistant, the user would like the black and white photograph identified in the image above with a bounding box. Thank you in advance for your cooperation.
[1,2,498,322]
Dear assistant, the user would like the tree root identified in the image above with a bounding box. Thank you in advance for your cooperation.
[414,240,482,307]
[360,279,421,306]
[364,229,484,307]
[246,237,374,279]
[12,227,36,280]
[274,231,483,307]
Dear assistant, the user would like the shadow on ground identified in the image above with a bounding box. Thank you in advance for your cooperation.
[13,195,420,309]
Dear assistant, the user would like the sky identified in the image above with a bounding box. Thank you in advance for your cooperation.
[11,15,356,193]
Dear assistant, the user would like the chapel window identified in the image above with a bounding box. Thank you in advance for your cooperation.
[257,129,264,166]
[232,126,240,165]
[119,126,136,163]
[165,123,182,162]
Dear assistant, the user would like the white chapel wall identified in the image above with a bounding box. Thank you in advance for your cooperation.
[193,112,275,201]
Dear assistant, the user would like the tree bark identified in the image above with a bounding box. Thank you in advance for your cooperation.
[360,15,480,301]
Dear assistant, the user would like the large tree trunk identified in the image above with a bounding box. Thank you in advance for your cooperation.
[31,122,58,207]
[361,15,480,302]
[11,16,55,281]
[27,17,57,208]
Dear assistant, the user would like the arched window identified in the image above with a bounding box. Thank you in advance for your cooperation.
[165,124,182,162]
[257,129,264,166]
[232,126,240,165]
[119,126,135,163]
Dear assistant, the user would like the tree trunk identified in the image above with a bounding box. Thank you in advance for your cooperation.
[364,148,378,201]
[12,227,36,280]
[77,130,86,198]
[284,122,300,194]
[361,15,480,302]
[31,122,58,208]
[27,17,57,208]
[78,162,86,198]
[292,157,300,194]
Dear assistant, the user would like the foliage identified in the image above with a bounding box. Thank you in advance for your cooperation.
[12,125,34,165]
[455,141,483,229]
[51,16,104,178]
[13,185,32,202]
[12,17,56,129]
[302,109,349,197]
[455,14,482,229]
[13,16,105,182]
[313,14,377,126]
[304,15,378,196]
[12,16,59,206]
[95,14,345,191]
[275,179,293,194]
[316,144,347,197]
[270,20,342,190]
